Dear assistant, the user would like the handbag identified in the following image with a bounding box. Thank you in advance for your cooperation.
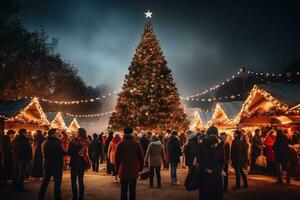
[255,154,267,168]
[184,165,199,191]
[140,167,150,179]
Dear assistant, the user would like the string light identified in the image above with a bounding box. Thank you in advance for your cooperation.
[183,93,241,102]
[66,110,114,118]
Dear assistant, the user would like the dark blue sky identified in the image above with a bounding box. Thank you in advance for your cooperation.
[18,0,300,96]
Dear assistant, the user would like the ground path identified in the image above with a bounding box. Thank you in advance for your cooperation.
[1,165,299,200]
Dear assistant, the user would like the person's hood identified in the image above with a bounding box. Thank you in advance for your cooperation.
[187,133,197,141]
[151,140,161,145]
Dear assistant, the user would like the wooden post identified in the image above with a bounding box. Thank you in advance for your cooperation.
[0,117,4,134]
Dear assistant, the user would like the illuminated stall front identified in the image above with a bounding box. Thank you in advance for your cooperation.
[46,112,67,131]
[237,84,300,128]
[0,98,50,132]
[210,101,243,130]
[64,116,80,134]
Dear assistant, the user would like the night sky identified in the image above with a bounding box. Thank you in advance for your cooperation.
[18,0,300,96]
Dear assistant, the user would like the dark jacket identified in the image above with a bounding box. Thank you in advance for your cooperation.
[139,136,150,155]
[167,135,182,163]
[68,139,87,171]
[252,134,263,158]
[104,135,113,154]
[89,139,102,160]
[273,133,290,163]
[42,136,64,170]
[198,135,225,200]
[0,134,14,180]
[11,134,32,163]
[31,134,44,177]
[115,134,144,180]
[183,134,198,166]
[231,136,247,166]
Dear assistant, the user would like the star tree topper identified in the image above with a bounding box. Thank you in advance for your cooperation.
[145,10,153,19]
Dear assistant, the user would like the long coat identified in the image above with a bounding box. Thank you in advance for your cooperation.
[115,134,144,180]
[167,135,182,164]
[264,134,276,162]
[0,134,14,180]
[144,141,165,167]
[198,135,225,200]
[108,138,121,165]
[231,136,247,167]
[183,134,198,167]
[42,137,65,171]
[273,133,290,164]
[31,134,44,178]
[251,134,263,162]
[139,136,150,155]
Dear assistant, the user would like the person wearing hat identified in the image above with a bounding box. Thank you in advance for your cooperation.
[231,130,248,189]
[0,129,15,183]
[38,128,65,200]
[115,127,144,200]
[11,128,32,192]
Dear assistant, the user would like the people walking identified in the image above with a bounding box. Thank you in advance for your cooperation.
[11,128,33,192]
[197,126,225,200]
[273,130,290,184]
[220,132,230,193]
[139,132,150,156]
[31,130,44,179]
[108,132,122,182]
[0,129,15,183]
[38,129,65,200]
[115,127,144,200]
[231,130,248,189]
[69,128,90,200]
[264,130,277,174]
[250,129,263,174]
[183,131,198,171]
[89,133,101,172]
[104,131,114,174]
[144,135,165,188]
[167,130,182,185]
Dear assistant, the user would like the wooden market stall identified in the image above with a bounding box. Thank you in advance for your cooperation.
[0,97,50,132]
[46,112,67,131]
[210,101,244,130]
[236,83,300,127]
[64,116,80,134]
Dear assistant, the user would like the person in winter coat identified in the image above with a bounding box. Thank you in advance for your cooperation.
[68,128,90,200]
[11,128,32,192]
[198,126,225,200]
[115,127,144,200]
[264,130,277,174]
[89,133,102,172]
[250,129,263,174]
[183,131,198,171]
[108,132,122,181]
[220,132,230,193]
[60,132,70,170]
[31,130,44,178]
[38,129,65,200]
[167,130,182,185]
[104,131,114,174]
[231,130,248,189]
[0,129,15,183]
[273,130,290,183]
[139,132,150,156]
[144,135,165,188]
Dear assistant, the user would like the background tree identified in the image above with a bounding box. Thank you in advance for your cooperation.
[109,22,189,131]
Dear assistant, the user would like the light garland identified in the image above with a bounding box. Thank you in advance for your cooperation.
[183,94,241,102]
[66,110,114,118]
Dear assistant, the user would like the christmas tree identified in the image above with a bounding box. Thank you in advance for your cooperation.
[109,13,189,132]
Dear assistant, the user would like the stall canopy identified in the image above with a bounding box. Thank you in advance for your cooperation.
[237,83,300,126]
[0,98,50,132]
[210,101,243,129]
[199,111,213,127]
[64,116,80,134]
[46,112,67,131]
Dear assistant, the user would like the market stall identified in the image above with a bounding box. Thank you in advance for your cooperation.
[64,116,80,134]
[0,98,50,132]
[46,112,67,131]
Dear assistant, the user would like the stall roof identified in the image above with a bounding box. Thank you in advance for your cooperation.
[46,112,57,122]
[257,83,300,107]
[218,101,244,120]
[0,98,32,117]
[199,111,213,125]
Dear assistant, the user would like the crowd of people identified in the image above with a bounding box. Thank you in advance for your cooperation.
[0,125,299,200]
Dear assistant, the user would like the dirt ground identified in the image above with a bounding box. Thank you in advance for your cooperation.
[1,165,300,200]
